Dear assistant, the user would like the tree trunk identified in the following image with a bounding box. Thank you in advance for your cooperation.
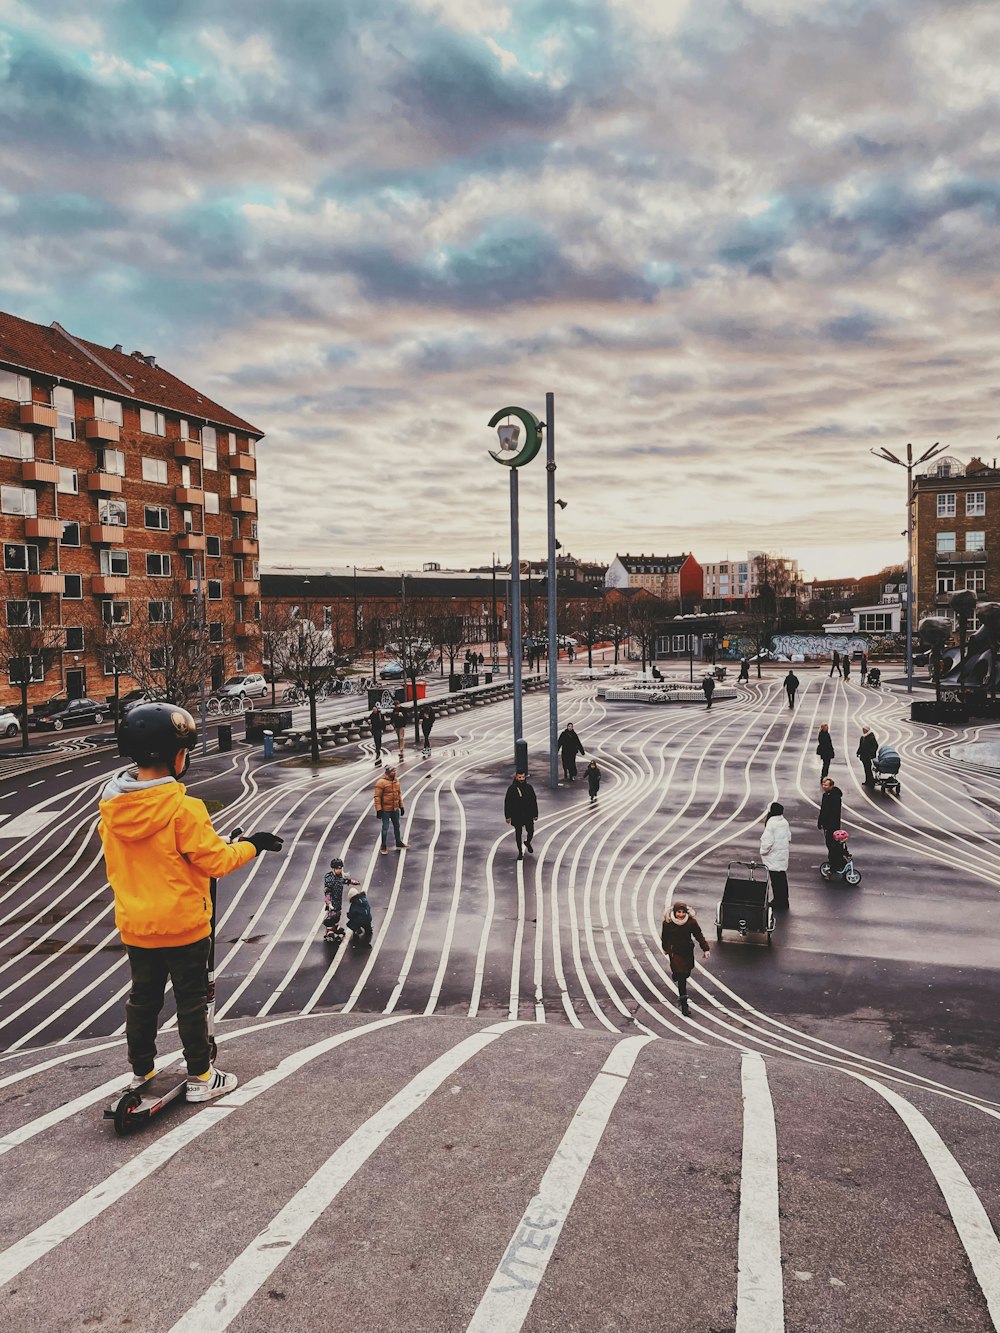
[19,681,29,753]
[308,689,319,764]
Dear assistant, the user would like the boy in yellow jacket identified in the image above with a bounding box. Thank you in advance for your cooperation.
[100,702,283,1102]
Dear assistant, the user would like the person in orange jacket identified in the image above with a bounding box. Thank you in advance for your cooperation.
[99,702,284,1103]
[373,763,407,854]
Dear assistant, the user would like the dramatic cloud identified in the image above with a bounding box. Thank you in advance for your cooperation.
[2,0,1000,579]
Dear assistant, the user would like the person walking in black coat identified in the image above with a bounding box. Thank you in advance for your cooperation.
[816,723,835,780]
[829,650,841,678]
[859,652,868,685]
[661,902,710,1016]
[738,657,750,682]
[842,654,851,682]
[702,674,715,709]
[504,770,538,860]
[418,706,434,756]
[368,705,386,767]
[783,670,800,708]
[586,759,601,804]
[818,777,843,859]
[557,722,585,781]
[389,703,407,761]
[857,726,878,786]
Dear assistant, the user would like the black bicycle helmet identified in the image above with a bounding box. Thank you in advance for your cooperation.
[330,858,344,870]
[118,702,197,771]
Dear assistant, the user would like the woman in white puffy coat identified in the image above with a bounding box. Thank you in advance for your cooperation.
[759,801,791,911]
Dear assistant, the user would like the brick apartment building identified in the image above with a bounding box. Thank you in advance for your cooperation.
[604,553,704,606]
[0,311,264,707]
[912,453,999,630]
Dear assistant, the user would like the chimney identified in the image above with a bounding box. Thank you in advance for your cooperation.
[113,344,123,353]
[143,355,157,367]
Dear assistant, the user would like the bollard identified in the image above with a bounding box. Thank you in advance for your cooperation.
[217,723,233,752]
[262,729,274,759]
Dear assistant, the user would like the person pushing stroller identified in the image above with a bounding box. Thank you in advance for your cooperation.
[323,857,360,943]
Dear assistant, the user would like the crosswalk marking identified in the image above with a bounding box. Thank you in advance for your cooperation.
[737,1052,785,1332]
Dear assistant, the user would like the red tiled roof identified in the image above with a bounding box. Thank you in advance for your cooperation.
[0,309,262,437]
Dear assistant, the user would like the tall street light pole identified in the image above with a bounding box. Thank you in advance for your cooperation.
[871,440,946,693]
[545,391,560,791]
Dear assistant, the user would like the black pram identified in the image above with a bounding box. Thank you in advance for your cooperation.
[865,667,881,689]
[872,744,901,796]
[715,860,774,946]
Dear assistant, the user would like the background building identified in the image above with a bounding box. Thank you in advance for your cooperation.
[913,454,998,631]
[604,552,703,607]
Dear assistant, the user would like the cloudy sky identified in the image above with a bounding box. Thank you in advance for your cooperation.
[2,0,999,581]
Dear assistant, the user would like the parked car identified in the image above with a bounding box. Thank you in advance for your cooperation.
[0,708,22,738]
[106,688,159,719]
[217,673,268,700]
[32,697,108,731]
[379,661,406,680]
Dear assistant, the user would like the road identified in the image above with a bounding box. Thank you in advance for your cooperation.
[0,666,998,1331]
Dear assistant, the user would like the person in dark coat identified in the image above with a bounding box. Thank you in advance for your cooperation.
[842,654,851,681]
[660,902,710,1016]
[556,722,585,781]
[738,657,750,682]
[859,652,868,685]
[586,759,601,804]
[389,702,407,761]
[504,769,538,859]
[702,674,715,709]
[829,650,841,677]
[368,705,386,767]
[857,726,878,786]
[783,670,800,708]
[418,706,434,756]
[816,723,835,780]
[817,777,843,859]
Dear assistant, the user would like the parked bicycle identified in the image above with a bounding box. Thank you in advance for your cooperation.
[281,684,306,705]
[206,694,248,717]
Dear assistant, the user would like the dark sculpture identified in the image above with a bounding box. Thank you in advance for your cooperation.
[932,599,1000,693]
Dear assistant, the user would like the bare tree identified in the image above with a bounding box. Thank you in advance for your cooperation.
[0,576,64,752]
[424,598,471,677]
[124,576,213,708]
[271,604,340,763]
[391,591,434,748]
[626,594,667,673]
[259,599,290,707]
[93,613,140,737]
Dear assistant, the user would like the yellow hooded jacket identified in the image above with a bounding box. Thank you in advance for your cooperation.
[99,773,256,949]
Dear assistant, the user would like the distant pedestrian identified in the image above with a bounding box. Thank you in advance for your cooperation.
[369,705,386,767]
[859,653,868,685]
[783,670,800,708]
[477,652,484,670]
[374,764,407,855]
[760,801,791,910]
[419,705,434,756]
[702,674,716,709]
[586,759,601,804]
[816,723,835,780]
[842,654,851,681]
[817,777,843,860]
[738,657,750,683]
[557,722,585,781]
[660,902,710,1017]
[857,726,878,786]
[504,769,538,860]
[829,651,841,678]
[389,702,407,761]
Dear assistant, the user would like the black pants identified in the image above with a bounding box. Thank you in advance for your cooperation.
[769,870,789,908]
[125,936,211,1078]
[820,756,831,779]
[372,730,384,760]
[786,690,796,708]
[861,758,874,784]
[822,827,839,859]
[671,970,690,998]
[563,757,578,779]
[513,821,534,853]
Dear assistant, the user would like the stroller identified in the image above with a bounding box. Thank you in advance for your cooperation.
[820,830,862,884]
[872,745,901,797]
[715,860,774,946]
[865,667,881,689]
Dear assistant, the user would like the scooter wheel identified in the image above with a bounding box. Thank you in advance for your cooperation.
[112,1090,143,1137]
[820,865,831,880]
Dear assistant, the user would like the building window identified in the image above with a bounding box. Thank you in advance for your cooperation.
[183,555,195,579]
[62,574,83,599]
[227,431,237,454]
[4,543,39,573]
[182,508,197,533]
[966,531,986,552]
[235,600,245,623]
[253,600,261,621]
[202,427,217,470]
[7,653,43,683]
[234,558,244,582]
[93,396,123,424]
[251,559,259,579]
[207,579,222,601]
[0,426,33,460]
[230,475,238,498]
[936,532,956,554]
[1,486,37,517]
[966,569,985,593]
[966,491,986,517]
[150,648,166,670]
[100,548,129,576]
[147,600,173,624]
[54,385,75,440]
[180,464,192,489]
[98,498,127,526]
[141,457,168,484]
[936,572,955,595]
[208,622,223,644]
[61,521,80,547]
[235,651,245,672]
[102,600,131,626]
[57,467,78,495]
[231,516,241,539]
[179,418,199,442]
[99,447,126,476]
[145,553,171,577]
[0,369,31,402]
[140,408,166,436]
[6,600,41,627]
[65,626,85,651]
[936,493,956,518]
[144,505,170,531]
[204,491,220,515]
[250,520,258,539]
[206,535,221,557]
[858,612,892,632]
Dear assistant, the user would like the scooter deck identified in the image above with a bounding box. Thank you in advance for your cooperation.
[104,1066,188,1120]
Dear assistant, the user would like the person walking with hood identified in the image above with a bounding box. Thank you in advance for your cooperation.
[661,902,710,1016]
[586,759,602,804]
[368,704,386,767]
[783,669,800,708]
[857,726,878,786]
[818,776,843,860]
[504,768,538,860]
[702,673,716,709]
[557,722,585,781]
[759,801,791,910]
[816,723,835,780]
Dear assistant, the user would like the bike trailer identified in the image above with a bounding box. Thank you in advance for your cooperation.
[716,860,774,945]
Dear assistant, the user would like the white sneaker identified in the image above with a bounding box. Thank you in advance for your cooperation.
[185,1067,238,1102]
[126,1069,156,1092]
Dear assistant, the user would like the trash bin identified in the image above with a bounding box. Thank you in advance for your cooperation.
[405,680,427,702]
[262,729,274,759]
[217,723,232,752]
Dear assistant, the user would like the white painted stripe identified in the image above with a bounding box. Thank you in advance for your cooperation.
[851,1072,1000,1325]
[466,1034,653,1332]
[168,1019,524,1333]
[0,1016,408,1287]
[736,1052,785,1333]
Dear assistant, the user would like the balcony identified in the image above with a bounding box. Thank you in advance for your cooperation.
[232,538,259,556]
[174,439,203,462]
[175,486,205,506]
[177,532,207,552]
[230,453,256,474]
[27,573,65,594]
[19,402,58,430]
[235,622,260,639]
[89,524,126,545]
[92,575,127,595]
[24,517,63,539]
[21,460,60,485]
[178,579,198,597]
[935,548,987,565]
[84,418,121,443]
[230,496,257,514]
[86,471,123,494]
[234,580,260,598]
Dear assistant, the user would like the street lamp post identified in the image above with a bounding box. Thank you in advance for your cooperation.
[871,441,946,693]
[544,391,560,791]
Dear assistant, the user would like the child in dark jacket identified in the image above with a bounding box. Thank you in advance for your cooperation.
[586,760,602,804]
[347,884,374,944]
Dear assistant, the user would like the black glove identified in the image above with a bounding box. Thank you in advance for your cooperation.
[244,831,284,854]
